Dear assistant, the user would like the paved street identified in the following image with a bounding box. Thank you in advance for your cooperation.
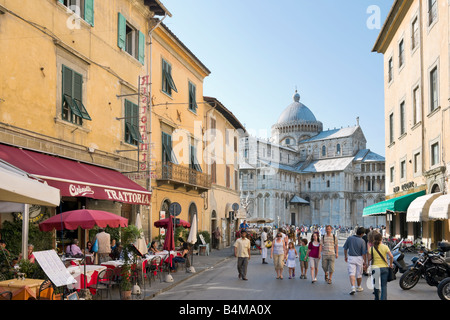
[152,240,440,301]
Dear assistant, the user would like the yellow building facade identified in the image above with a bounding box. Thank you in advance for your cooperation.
[373,0,449,246]
[0,0,169,245]
[203,97,245,249]
[149,22,212,241]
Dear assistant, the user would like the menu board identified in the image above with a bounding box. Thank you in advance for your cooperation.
[33,250,77,287]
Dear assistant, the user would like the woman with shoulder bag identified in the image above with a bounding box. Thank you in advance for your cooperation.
[368,233,394,300]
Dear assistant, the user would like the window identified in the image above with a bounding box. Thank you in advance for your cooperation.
[431,142,439,166]
[285,138,290,145]
[399,39,404,68]
[62,65,91,125]
[322,146,326,157]
[388,57,393,82]
[124,100,141,145]
[390,166,395,183]
[414,152,420,174]
[336,144,341,155]
[430,67,438,112]
[226,166,230,188]
[117,13,145,64]
[428,0,437,26]
[189,142,202,172]
[413,86,420,125]
[188,81,198,112]
[327,180,330,188]
[400,160,406,179]
[412,18,419,50]
[211,161,216,184]
[59,0,94,26]
[161,132,177,163]
[400,101,406,135]
[162,59,177,96]
[389,113,394,144]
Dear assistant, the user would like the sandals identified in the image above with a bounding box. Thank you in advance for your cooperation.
[327,279,332,284]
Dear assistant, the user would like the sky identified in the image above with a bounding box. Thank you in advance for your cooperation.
[160,0,394,156]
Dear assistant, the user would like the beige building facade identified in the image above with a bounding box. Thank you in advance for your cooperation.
[373,0,449,246]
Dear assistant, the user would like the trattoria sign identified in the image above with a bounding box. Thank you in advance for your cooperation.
[51,181,151,205]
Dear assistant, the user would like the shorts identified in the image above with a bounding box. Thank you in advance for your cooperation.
[322,255,335,273]
[309,257,320,269]
[347,255,364,278]
[273,254,285,270]
[300,260,308,269]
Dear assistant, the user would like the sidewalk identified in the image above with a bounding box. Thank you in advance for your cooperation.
[140,247,234,300]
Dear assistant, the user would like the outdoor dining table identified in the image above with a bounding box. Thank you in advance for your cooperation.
[0,278,52,300]
[66,265,106,292]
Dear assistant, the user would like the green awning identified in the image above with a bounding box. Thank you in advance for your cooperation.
[363,190,426,217]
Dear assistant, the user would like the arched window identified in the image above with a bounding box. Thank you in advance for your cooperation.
[336,144,341,155]
[322,145,326,156]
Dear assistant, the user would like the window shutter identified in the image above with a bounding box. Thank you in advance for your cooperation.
[62,65,73,98]
[58,0,64,4]
[138,30,145,65]
[84,0,94,26]
[117,13,126,50]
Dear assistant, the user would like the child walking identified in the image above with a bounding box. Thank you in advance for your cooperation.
[287,242,298,279]
[299,238,309,279]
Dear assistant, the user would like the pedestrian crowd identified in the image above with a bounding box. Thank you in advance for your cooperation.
[233,223,393,300]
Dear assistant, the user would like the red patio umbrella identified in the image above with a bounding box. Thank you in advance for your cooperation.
[153,217,190,228]
[39,208,128,294]
[39,208,128,231]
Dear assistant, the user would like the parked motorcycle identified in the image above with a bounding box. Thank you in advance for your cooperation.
[399,242,450,290]
[392,239,419,277]
[437,277,450,300]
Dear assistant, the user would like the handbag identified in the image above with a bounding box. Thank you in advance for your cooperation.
[91,239,99,253]
[372,246,394,282]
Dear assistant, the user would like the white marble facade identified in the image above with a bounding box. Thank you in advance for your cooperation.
[239,92,385,228]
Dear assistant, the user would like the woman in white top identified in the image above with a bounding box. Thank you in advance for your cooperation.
[270,232,287,279]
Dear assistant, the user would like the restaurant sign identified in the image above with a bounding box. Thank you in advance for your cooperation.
[54,182,150,205]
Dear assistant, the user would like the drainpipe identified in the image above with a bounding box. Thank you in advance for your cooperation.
[146,13,167,242]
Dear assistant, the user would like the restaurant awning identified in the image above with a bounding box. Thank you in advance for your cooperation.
[428,194,450,220]
[363,190,426,217]
[406,192,442,222]
[0,159,60,208]
[0,144,151,205]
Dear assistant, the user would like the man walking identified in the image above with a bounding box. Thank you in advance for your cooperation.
[261,227,268,264]
[320,225,338,284]
[343,227,367,295]
[234,230,251,280]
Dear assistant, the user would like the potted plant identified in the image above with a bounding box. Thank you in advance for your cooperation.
[118,225,140,300]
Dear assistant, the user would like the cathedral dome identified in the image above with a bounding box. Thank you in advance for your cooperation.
[276,91,317,124]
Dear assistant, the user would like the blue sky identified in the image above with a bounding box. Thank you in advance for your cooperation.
[161,0,394,156]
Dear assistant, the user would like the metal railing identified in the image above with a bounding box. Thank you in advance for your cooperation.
[155,161,211,190]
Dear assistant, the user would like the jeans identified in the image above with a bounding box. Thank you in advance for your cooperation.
[373,267,389,300]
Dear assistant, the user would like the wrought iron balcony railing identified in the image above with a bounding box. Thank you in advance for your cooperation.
[155,161,211,192]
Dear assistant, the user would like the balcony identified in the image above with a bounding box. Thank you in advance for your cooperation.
[155,161,211,193]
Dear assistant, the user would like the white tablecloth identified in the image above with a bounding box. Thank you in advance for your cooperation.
[66,265,106,290]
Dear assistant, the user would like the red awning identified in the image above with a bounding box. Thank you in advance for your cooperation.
[0,144,151,205]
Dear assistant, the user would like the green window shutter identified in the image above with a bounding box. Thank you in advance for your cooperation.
[117,13,126,50]
[124,100,141,144]
[84,0,94,26]
[72,71,91,120]
[58,0,64,4]
[138,30,145,65]
[189,82,198,112]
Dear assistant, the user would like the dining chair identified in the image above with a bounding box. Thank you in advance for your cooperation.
[37,279,54,300]
[89,268,113,300]
[0,291,12,300]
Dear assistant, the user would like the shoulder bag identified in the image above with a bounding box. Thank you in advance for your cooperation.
[371,246,394,282]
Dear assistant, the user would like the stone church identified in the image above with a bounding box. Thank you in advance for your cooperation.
[239,91,385,228]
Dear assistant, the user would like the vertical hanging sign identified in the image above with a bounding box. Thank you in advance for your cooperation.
[139,76,149,173]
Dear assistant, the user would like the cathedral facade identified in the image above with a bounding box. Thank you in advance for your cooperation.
[239,91,386,228]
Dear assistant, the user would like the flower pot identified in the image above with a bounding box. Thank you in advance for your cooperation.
[121,290,132,300]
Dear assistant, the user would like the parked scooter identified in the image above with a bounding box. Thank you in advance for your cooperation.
[399,242,450,290]
[392,239,420,277]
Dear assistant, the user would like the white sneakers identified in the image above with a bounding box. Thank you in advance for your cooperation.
[349,286,364,295]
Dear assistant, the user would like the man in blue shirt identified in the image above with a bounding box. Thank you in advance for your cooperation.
[343,227,367,295]
[239,220,249,231]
